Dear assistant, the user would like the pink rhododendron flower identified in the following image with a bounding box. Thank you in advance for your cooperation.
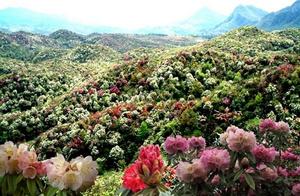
[22,166,37,179]
[188,136,206,150]
[274,121,290,133]
[289,167,300,177]
[211,175,220,185]
[281,151,300,161]
[164,135,189,154]
[258,165,278,181]
[277,167,289,177]
[226,128,256,152]
[292,183,300,196]
[199,148,230,171]
[259,119,278,133]
[176,159,207,183]
[251,144,278,163]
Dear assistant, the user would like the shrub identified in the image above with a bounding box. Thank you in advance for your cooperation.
[119,119,300,195]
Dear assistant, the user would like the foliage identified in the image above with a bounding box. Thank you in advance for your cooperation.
[83,171,122,196]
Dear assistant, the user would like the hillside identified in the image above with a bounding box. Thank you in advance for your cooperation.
[1,27,299,177]
[0,29,200,62]
[257,0,300,30]
[214,5,268,33]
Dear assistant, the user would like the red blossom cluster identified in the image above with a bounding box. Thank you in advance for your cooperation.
[122,145,165,193]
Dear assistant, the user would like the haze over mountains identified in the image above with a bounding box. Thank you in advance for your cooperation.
[0,0,300,35]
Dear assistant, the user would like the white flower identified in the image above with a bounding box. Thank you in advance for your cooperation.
[46,154,98,191]
[63,170,82,191]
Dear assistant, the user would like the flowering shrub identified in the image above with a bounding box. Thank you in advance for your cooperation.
[121,145,167,195]
[0,141,97,195]
[120,119,300,195]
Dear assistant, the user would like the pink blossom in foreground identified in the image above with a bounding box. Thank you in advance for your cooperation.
[226,128,256,152]
[199,148,230,171]
[219,125,240,145]
[176,159,207,183]
[259,119,278,133]
[281,151,300,161]
[188,136,206,150]
[277,167,289,177]
[257,164,278,181]
[289,167,300,177]
[164,135,189,155]
[274,121,290,133]
[251,144,278,163]
[292,183,300,196]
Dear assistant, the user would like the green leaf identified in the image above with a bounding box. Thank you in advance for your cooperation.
[26,179,37,196]
[246,152,256,163]
[157,183,169,192]
[0,176,4,184]
[60,190,68,196]
[16,175,23,185]
[230,152,238,167]
[233,169,244,182]
[1,176,7,196]
[36,179,44,192]
[46,186,58,196]
[115,187,131,196]
[7,175,16,193]
[244,173,255,190]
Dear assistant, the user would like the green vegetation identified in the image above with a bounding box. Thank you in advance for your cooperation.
[0,26,300,194]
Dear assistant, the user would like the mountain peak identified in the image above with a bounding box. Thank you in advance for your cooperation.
[257,0,300,30]
[213,5,268,32]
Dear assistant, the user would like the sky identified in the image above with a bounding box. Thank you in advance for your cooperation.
[0,0,296,29]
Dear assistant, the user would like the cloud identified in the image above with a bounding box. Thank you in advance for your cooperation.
[0,0,296,28]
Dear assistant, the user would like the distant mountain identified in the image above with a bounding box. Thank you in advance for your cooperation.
[214,5,268,33]
[174,7,226,34]
[0,8,120,35]
[257,0,300,30]
[136,7,225,35]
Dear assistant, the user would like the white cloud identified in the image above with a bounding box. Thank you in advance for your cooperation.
[0,0,296,29]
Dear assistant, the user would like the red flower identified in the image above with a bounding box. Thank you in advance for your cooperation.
[122,145,165,192]
[136,145,164,185]
[110,85,121,94]
[122,163,147,193]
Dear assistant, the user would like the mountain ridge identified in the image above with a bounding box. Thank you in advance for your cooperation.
[256,0,300,30]
[213,5,268,33]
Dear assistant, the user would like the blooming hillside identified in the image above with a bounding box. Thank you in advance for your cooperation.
[0,26,300,195]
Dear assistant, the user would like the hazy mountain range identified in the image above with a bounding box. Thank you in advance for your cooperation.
[0,0,300,35]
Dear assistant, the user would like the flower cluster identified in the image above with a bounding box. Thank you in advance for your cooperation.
[164,135,206,155]
[176,159,207,183]
[199,148,230,171]
[0,141,46,179]
[122,145,165,193]
[220,125,256,152]
[121,119,300,195]
[46,154,98,191]
[164,135,189,154]
[259,119,290,133]
[0,141,98,195]
[251,144,278,163]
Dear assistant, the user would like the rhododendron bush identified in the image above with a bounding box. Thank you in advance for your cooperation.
[120,119,300,195]
[0,142,97,195]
